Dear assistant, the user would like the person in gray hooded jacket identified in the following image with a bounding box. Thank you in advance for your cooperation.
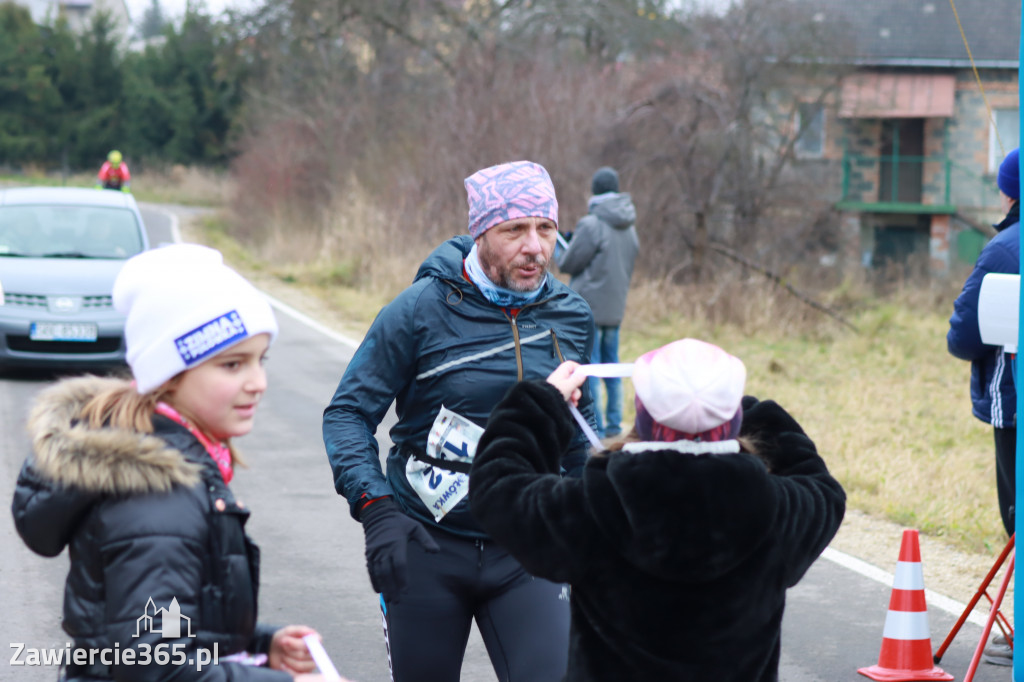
[558,166,639,437]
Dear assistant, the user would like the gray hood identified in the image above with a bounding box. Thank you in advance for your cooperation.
[589,192,637,229]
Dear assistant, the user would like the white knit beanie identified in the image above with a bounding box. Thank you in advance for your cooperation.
[113,244,278,394]
[632,338,746,433]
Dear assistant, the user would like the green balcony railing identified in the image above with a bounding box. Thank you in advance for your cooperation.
[838,153,999,215]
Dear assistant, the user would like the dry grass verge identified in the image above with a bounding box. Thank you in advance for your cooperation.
[0,166,230,207]
[131,166,233,207]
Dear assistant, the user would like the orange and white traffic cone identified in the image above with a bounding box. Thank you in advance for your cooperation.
[858,529,953,681]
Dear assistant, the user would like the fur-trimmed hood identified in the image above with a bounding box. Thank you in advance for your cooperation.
[26,375,200,495]
[12,376,280,677]
[14,376,202,559]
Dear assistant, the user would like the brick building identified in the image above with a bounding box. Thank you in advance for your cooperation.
[793,0,1019,277]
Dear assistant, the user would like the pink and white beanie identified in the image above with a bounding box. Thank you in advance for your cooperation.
[464,161,559,238]
[632,338,746,443]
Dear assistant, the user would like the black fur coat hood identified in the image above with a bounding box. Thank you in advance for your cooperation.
[469,380,846,682]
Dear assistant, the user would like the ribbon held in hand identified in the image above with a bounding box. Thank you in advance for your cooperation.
[303,635,343,681]
[576,363,635,378]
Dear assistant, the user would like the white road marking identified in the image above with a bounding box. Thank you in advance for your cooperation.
[821,547,986,627]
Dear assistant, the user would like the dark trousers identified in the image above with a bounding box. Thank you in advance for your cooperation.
[994,426,1017,538]
[379,524,570,682]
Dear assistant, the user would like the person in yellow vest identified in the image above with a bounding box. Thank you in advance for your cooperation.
[97,149,132,192]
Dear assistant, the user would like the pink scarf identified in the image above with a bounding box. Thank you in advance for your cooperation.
[155,402,233,483]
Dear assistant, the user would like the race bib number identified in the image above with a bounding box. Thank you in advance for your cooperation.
[406,406,483,521]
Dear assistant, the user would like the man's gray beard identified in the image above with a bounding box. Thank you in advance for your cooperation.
[476,234,549,292]
[495,260,548,292]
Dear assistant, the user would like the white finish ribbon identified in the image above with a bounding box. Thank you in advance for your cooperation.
[569,403,604,452]
[577,362,635,378]
[303,635,343,681]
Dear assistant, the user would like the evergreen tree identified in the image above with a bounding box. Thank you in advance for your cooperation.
[139,0,166,40]
[0,1,249,170]
[63,11,124,167]
[0,4,61,165]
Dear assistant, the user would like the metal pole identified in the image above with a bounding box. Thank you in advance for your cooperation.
[842,152,849,201]
[945,156,951,206]
[1015,6,1023,678]
[892,124,900,201]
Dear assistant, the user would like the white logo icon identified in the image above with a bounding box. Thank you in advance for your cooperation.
[48,296,80,313]
[134,597,195,639]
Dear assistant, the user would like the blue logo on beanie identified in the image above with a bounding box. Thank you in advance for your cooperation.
[175,311,248,366]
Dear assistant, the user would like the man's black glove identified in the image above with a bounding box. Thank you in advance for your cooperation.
[360,497,440,602]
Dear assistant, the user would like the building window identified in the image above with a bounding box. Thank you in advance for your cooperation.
[795,103,825,158]
[990,108,1020,172]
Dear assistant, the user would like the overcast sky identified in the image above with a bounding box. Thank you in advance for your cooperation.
[124,0,254,26]
[125,0,735,32]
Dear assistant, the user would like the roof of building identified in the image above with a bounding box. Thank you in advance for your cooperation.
[10,0,132,32]
[18,0,65,23]
[801,0,1020,67]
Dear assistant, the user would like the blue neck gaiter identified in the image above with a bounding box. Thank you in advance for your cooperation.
[464,244,547,308]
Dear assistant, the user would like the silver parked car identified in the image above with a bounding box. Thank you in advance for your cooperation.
[0,187,149,369]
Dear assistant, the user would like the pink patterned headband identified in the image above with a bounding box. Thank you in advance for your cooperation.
[464,161,559,238]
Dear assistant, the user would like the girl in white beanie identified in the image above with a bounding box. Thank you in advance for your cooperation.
[469,338,846,682]
[12,244,344,682]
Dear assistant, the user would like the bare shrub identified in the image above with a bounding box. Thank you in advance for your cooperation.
[625,269,855,340]
[229,42,641,269]
[226,0,859,329]
[229,119,334,244]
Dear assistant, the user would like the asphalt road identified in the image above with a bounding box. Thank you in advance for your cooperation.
[0,204,1011,681]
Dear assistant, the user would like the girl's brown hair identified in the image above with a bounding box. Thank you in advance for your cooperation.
[599,426,767,469]
[79,377,244,465]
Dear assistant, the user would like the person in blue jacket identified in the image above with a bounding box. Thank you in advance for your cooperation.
[322,160,597,682]
[948,147,1020,666]
[948,146,1020,542]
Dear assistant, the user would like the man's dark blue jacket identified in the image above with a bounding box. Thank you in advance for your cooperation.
[948,204,1019,428]
[323,235,596,538]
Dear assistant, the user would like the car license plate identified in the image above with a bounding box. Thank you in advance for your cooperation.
[30,322,99,342]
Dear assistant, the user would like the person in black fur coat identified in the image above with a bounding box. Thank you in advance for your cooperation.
[469,338,846,682]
